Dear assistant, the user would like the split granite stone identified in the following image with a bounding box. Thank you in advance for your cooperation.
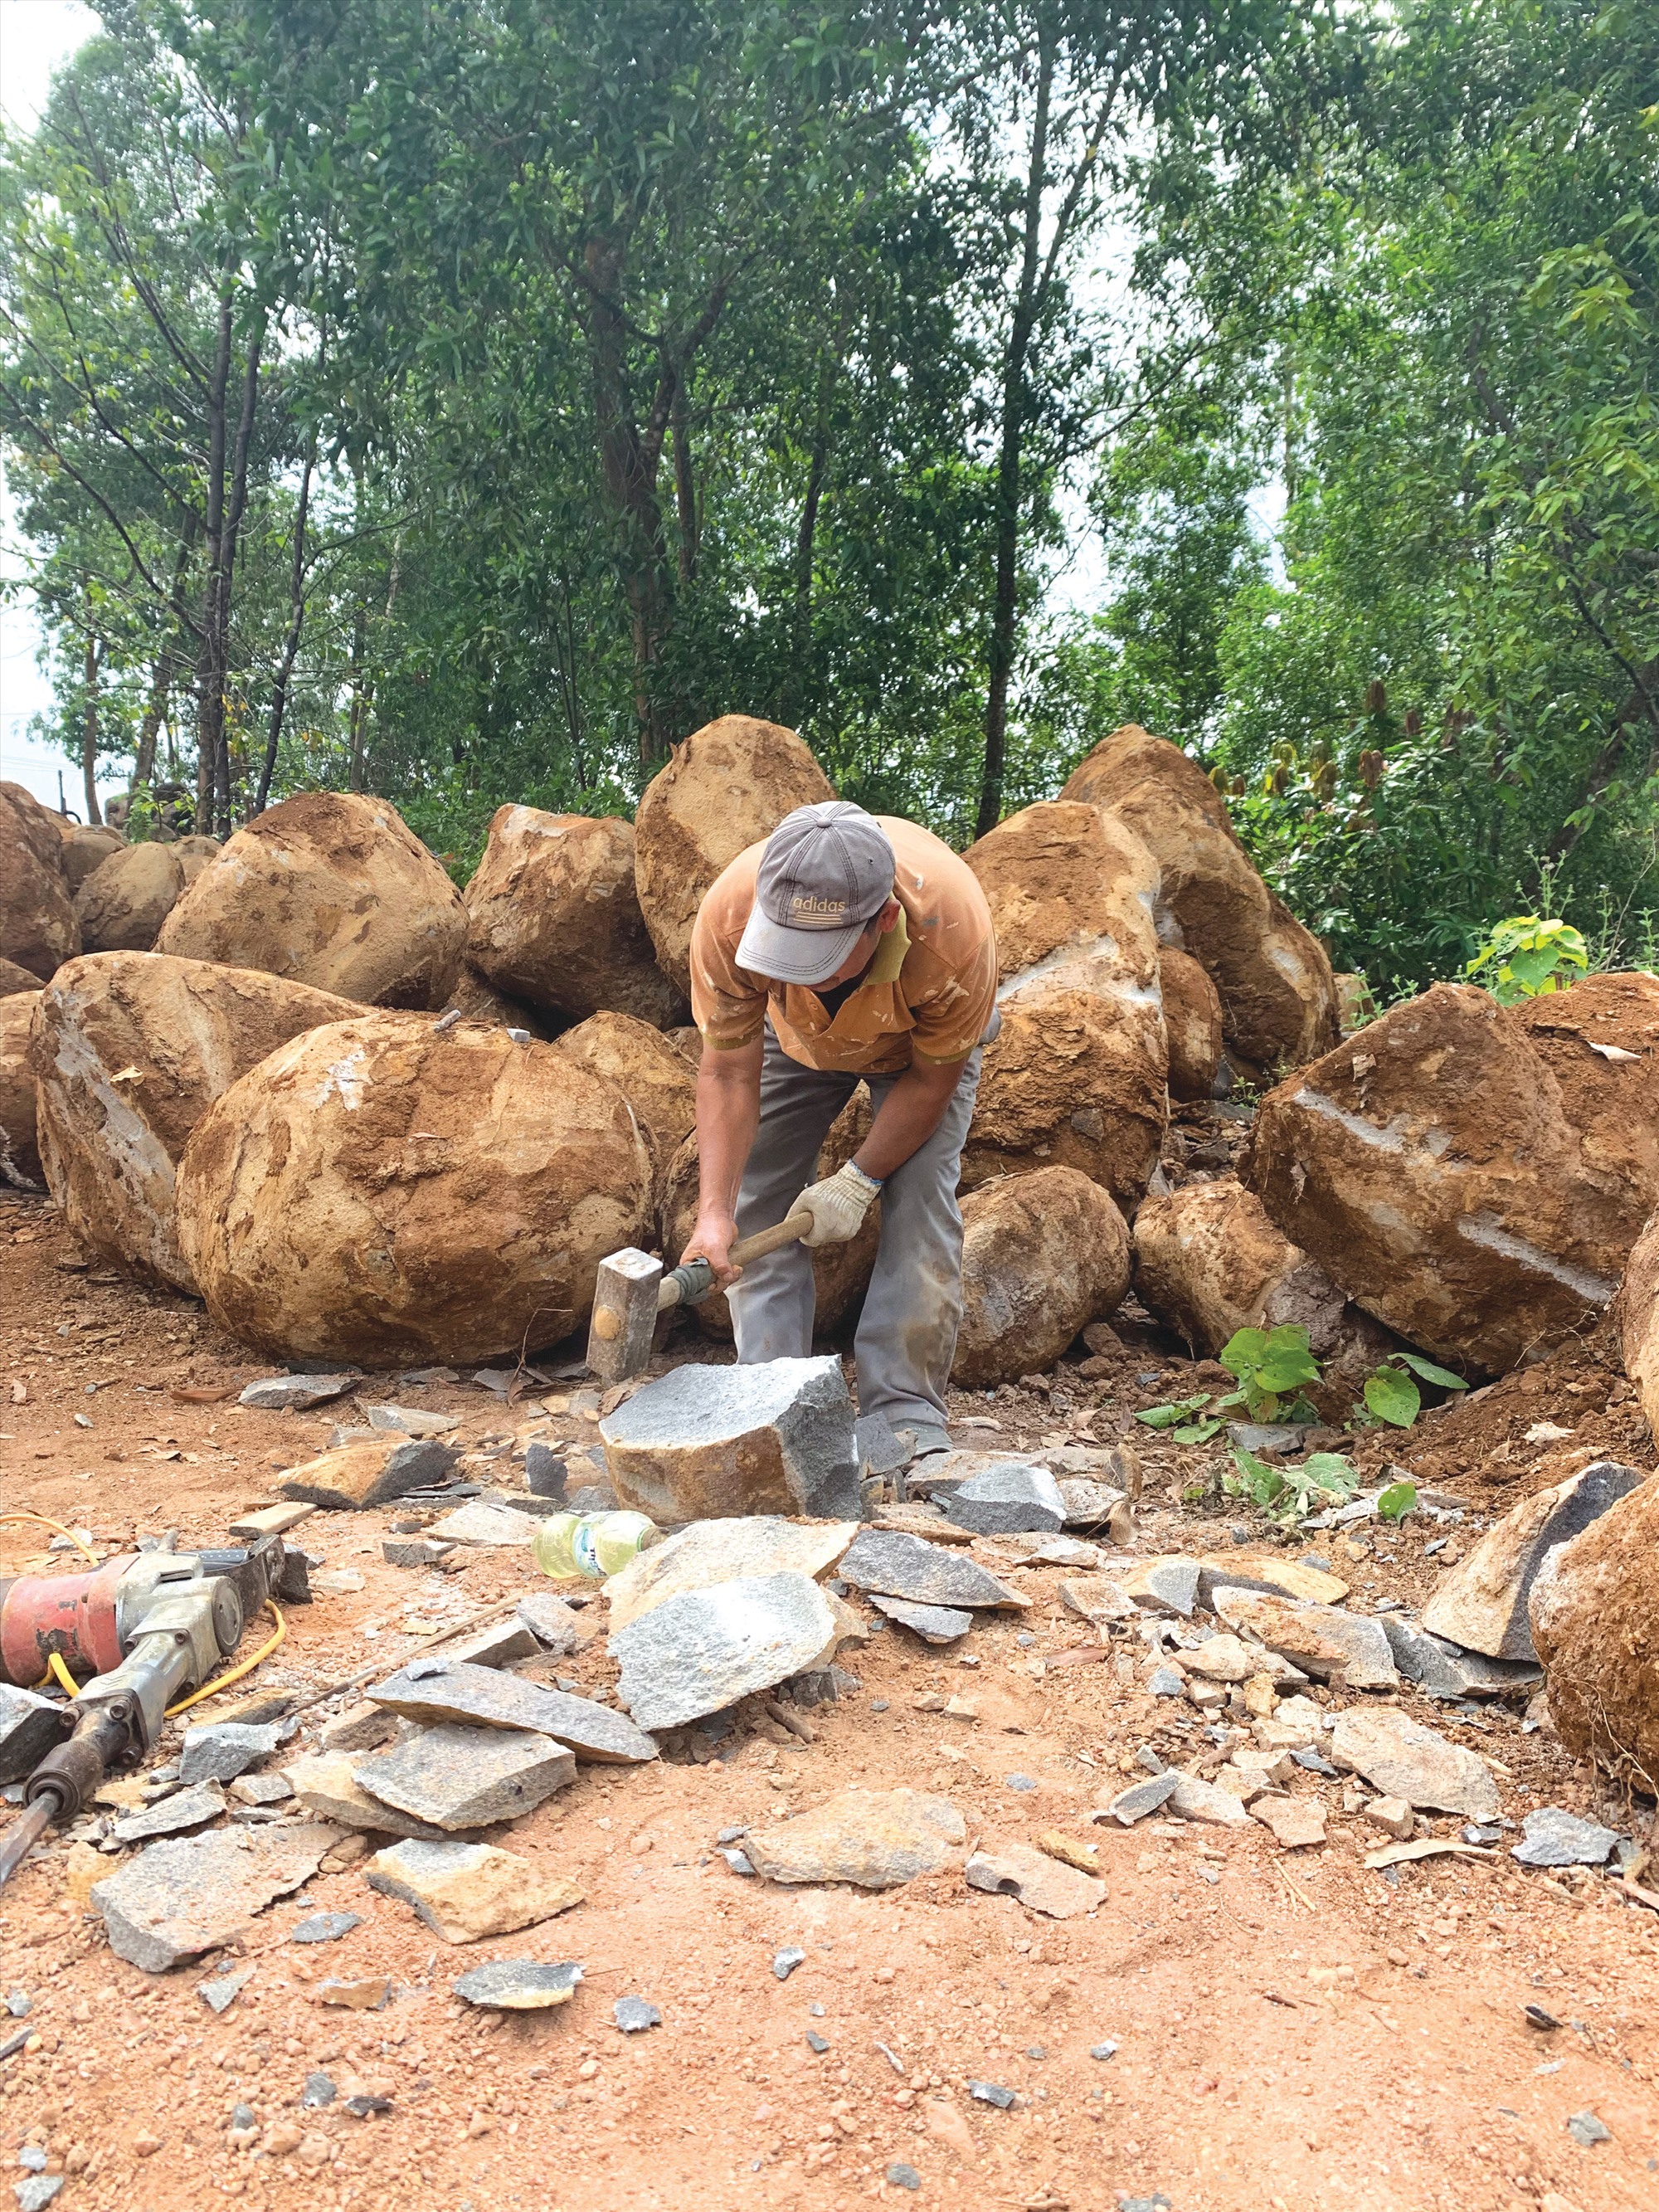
[426,1500,543,1547]
[1252,1796,1328,1849]
[353,1725,577,1830]
[281,1752,453,1841]
[1194,1553,1349,1609]
[523,1441,567,1500]
[197,1963,255,2015]
[1148,1666,1185,1698]
[453,1959,583,2011]
[0,1687,68,1784]
[435,1620,541,1669]
[278,1436,459,1512]
[290,1912,362,1944]
[856,1411,908,1478]
[228,1772,293,1808]
[366,1837,583,1944]
[1511,1808,1620,1868]
[941,1462,1068,1536]
[367,1659,657,1762]
[382,1538,455,1570]
[1120,1557,1201,1616]
[17,2176,64,2210]
[1420,1460,1645,1661]
[1058,1576,1139,1630]
[1179,1635,1265,1684]
[867,1594,974,1644]
[1379,1613,1542,1700]
[965,1842,1104,1918]
[599,1354,862,1523]
[109,1781,227,1845]
[319,1702,399,1755]
[516,1592,591,1655]
[603,1515,859,1632]
[179,1722,282,1786]
[838,1531,1029,1612]
[1363,1796,1416,1841]
[364,1404,460,1437]
[1097,1772,1180,1826]
[90,1821,342,1971]
[1053,1477,1132,1534]
[615,1995,661,2032]
[1165,1774,1253,1828]
[1327,1707,1499,1819]
[744,1788,966,1889]
[1209,1589,1399,1689]
[609,1573,837,1732]
[238,1373,357,1412]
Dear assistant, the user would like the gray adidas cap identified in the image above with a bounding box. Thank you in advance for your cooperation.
[736,801,897,986]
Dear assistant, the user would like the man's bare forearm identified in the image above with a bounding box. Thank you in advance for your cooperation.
[693,1038,762,1228]
[854,1058,965,1181]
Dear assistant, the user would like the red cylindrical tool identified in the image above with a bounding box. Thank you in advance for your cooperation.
[0,1556,132,1686]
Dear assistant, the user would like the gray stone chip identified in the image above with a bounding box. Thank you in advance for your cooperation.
[838,1530,1028,1612]
[1511,1807,1620,1868]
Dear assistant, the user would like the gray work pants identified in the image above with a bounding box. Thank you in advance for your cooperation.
[727,1029,982,1445]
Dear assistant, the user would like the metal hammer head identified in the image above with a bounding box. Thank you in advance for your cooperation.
[586,1246,664,1384]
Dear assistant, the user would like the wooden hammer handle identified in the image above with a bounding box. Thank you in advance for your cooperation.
[729,1206,815,1266]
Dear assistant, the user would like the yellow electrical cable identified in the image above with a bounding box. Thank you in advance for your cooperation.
[46,1651,78,1698]
[0,1513,99,1565]
[165,1600,286,1718]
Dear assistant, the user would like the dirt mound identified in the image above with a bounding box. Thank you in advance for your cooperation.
[961,801,1166,1210]
[464,806,683,1027]
[1,782,80,982]
[555,1011,696,1191]
[1248,982,1652,1376]
[158,791,465,1009]
[0,992,41,1188]
[1529,1471,1659,1786]
[1160,946,1224,1102]
[177,1014,652,1366]
[633,716,834,996]
[1060,724,1338,1072]
[30,953,361,1290]
[73,841,185,953]
[952,1165,1130,1386]
[59,823,125,893]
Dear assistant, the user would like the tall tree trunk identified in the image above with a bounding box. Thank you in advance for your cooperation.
[672,373,698,586]
[81,624,102,827]
[256,434,315,816]
[194,291,235,837]
[215,313,266,828]
[134,521,199,794]
[977,34,1055,840]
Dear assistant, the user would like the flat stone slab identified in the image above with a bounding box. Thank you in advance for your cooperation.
[279,1436,458,1511]
[615,1995,661,2032]
[1511,1808,1619,1868]
[90,1823,340,1971]
[364,1404,460,1437]
[427,1500,542,1547]
[600,1354,861,1523]
[603,1516,859,1632]
[1054,1477,1131,1532]
[609,1573,837,1732]
[872,1505,975,1545]
[366,1838,583,1946]
[367,1660,657,1763]
[1422,1459,1644,1660]
[382,1537,455,1570]
[1328,1707,1499,1819]
[1253,1796,1328,1849]
[941,1462,1067,1537]
[997,1534,1100,1568]
[1210,1589,1399,1689]
[0,1687,68,1785]
[281,1752,451,1840]
[354,1725,576,1830]
[745,1788,966,1888]
[965,1843,1103,1918]
[454,1959,582,2011]
[516,1593,591,1656]
[1058,1575,1138,1630]
[290,1912,362,1944]
[239,1373,357,1411]
[229,1772,293,1808]
[1165,1774,1253,1828]
[180,1722,281,1786]
[1194,1553,1349,1609]
[1120,1557,1201,1616]
[1380,1614,1542,1700]
[1098,1771,1180,1825]
[1180,1635,1267,1685]
[109,1781,226,1845]
[438,1620,540,1669]
[838,1531,1028,1612]
[868,1594,973,1644]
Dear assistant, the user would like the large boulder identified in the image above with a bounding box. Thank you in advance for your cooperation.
[633,716,834,996]
[172,834,222,887]
[1507,972,1659,1221]
[59,823,125,893]
[463,806,683,1027]
[0,958,41,998]
[29,953,361,1289]
[0,992,41,1188]
[1616,1208,1659,1437]
[1133,1177,1347,1360]
[1160,947,1224,1102]
[961,801,1167,1211]
[1248,982,1652,1375]
[0,782,79,982]
[158,792,466,1009]
[952,1166,1130,1386]
[1528,1470,1659,1785]
[1059,725,1338,1072]
[73,841,185,953]
[554,1012,696,1192]
[177,1015,653,1366]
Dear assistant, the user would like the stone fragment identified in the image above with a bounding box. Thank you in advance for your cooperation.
[967,2080,1016,2111]
[609,1573,836,1732]
[940,1461,1067,1537]
[180,1722,281,1786]
[1148,1665,1185,1698]
[1165,1774,1253,1828]
[838,1531,1029,1612]
[1209,1589,1398,1689]
[197,1963,255,2015]
[1121,1557,1201,1617]
[1003,1533,1099,1567]
[239,1373,358,1411]
[1160,944,1224,1102]
[1253,1796,1327,1849]
[1327,1708,1499,1819]
[965,1842,1104,1918]
[1253,1715,1319,1752]
[90,1822,340,1971]
[0,781,78,982]
[1511,1809,1619,1868]
[1180,1635,1262,1684]
[1055,1476,1133,1533]
[281,1753,451,1840]
[1379,1613,1541,1699]
[291,1912,362,1944]
[366,1838,582,1945]
[320,1703,398,1755]
[1421,1460,1643,1661]
[1527,1468,1659,1781]
[453,1959,583,2011]
[0,1686,67,1784]
[353,1725,576,1830]
[1565,2111,1612,2149]
[382,1537,454,1570]
[109,1782,227,1844]
[437,1620,540,1669]
[603,1515,858,1632]
[1099,1772,1180,1825]
[1131,1174,1361,1368]
[1363,1796,1415,1842]
[229,1772,294,1808]
[868,1595,973,1645]
[1058,1575,1138,1630]
[772,1946,806,1981]
[365,1403,460,1438]
[599,1356,860,1524]
[367,1660,657,1762]
[951,1168,1134,1384]
[15,2177,64,2212]
[318,1977,391,2010]
[426,1500,542,1547]
[615,1996,661,2032]
[744,1789,966,1890]
[279,1437,459,1513]
[1194,1552,1349,1610]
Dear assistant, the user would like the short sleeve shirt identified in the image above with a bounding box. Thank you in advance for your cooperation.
[689,816,999,1074]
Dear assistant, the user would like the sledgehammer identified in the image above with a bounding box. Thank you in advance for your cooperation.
[586,1209,813,1385]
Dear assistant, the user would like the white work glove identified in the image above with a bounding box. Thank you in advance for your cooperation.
[796,1159,883,1247]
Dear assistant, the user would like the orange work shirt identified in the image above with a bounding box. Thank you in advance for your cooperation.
[690,816,999,1074]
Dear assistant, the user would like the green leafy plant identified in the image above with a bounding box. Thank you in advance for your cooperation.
[1377,1479,1418,1522]
[1360,1351,1470,1429]
[1216,1324,1323,1420]
[1134,1392,1224,1444]
[1224,1445,1359,1525]
[1467,916,1588,1002]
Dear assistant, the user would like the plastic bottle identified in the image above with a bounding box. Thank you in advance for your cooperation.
[533,1509,662,1581]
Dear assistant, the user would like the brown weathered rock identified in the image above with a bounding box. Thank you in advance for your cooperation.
[964,1841,1104,1917]
[29,953,358,1290]
[463,806,683,1026]
[1509,972,1659,1223]
[158,791,465,1008]
[0,782,79,982]
[172,834,222,886]
[962,801,1166,1207]
[1619,1208,1659,1436]
[1421,1458,1643,1660]
[366,1838,583,1945]
[0,992,42,1188]
[555,1011,695,1191]
[0,957,41,998]
[438,963,558,1038]
[1160,945,1224,1102]
[1248,982,1650,1375]
[1528,1469,1659,1783]
[278,1435,458,1511]
[73,842,186,953]
[952,1167,1130,1388]
[633,715,834,996]
[745,1788,966,1888]
[59,823,125,893]
[1059,725,1338,1070]
[1132,1176,1345,1359]
[177,1012,652,1365]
